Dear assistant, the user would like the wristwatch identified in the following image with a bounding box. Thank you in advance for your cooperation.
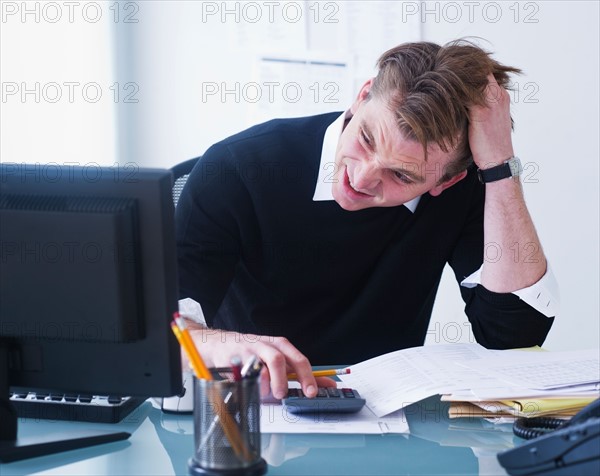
[477,156,522,184]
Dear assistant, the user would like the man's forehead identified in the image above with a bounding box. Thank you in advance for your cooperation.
[360,113,454,163]
[363,95,463,162]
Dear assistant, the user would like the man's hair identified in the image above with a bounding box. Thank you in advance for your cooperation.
[370,39,521,183]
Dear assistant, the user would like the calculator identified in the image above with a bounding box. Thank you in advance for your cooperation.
[282,387,366,414]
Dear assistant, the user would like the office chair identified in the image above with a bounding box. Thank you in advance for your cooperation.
[171,157,200,207]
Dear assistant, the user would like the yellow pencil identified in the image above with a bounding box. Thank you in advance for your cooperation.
[170,315,251,462]
[287,368,351,380]
[172,316,211,380]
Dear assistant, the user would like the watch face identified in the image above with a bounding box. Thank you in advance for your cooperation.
[508,157,522,176]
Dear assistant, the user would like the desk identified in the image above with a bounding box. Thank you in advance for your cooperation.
[1,397,513,475]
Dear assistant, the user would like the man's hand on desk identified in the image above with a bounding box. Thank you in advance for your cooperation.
[183,320,336,400]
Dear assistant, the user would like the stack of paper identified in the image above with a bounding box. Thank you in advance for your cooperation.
[446,400,591,420]
[338,344,599,420]
[441,348,599,419]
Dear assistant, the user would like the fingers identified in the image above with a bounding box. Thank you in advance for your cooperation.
[189,329,316,399]
[315,376,338,388]
[259,368,272,398]
[471,74,507,118]
[255,340,292,399]
[469,73,514,166]
[484,73,510,108]
[267,337,317,399]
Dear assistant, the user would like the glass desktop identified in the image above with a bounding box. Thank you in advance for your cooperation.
[1,396,513,476]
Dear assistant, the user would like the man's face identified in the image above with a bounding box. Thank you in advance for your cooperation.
[332,84,465,212]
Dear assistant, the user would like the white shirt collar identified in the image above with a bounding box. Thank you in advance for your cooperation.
[312,111,421,213]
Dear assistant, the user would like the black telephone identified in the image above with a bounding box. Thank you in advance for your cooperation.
[497,398,600,475]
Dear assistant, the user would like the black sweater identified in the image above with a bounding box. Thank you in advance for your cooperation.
[176,112,553,365]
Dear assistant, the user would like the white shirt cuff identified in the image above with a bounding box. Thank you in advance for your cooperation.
[460,264,559,318]
[178,297,207,326]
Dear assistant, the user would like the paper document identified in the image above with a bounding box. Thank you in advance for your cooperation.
[458,348,600,389]
[259,381,409,434]
[446,383,600,401]
[339,344,600,418]
[339,344,500,417]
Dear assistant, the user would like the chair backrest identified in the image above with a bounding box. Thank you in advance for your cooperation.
[171,157,200,207]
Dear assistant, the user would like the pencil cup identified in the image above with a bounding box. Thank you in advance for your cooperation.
[188,374,267,476]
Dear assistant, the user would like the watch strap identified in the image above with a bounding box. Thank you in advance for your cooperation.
[477,157,522,183]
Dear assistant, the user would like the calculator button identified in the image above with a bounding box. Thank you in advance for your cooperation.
[327,388,340,397]
[281,387,366,414]
[286,388,302,399]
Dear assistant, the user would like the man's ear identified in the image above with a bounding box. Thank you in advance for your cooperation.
[350,78,374,115]
[428,170,468,197]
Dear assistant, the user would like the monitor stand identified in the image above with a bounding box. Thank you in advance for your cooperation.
[0,341,131,463]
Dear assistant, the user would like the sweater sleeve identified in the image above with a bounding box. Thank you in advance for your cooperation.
[175,143,248,324]
[447,171,554,349]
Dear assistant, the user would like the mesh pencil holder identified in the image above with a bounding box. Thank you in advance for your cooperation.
[188,374,267,476]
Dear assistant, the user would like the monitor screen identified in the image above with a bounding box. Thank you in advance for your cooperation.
[0,163,182,461]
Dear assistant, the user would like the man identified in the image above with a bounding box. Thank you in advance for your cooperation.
[176,40,558,400]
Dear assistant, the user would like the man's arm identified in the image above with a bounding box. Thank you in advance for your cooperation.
[184,320,326,399]
[176,143,324,399]
[446,74,555,349]
[177,300,329,399]
[469,74,547,292]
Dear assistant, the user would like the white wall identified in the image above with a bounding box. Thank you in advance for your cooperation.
[2,1,598,350]
[0,1,118,166]
[110,1,420,167]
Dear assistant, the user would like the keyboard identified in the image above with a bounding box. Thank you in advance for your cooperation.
[9,390,146,423]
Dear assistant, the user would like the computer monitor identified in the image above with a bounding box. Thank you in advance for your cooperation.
[0,163,182,462]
